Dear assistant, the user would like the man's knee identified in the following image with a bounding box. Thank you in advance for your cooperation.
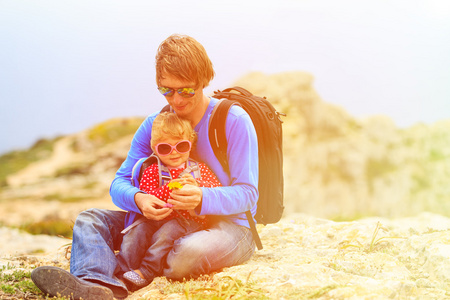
[164,239,211,280]
[75,208,103,224]
[73,209,123,239]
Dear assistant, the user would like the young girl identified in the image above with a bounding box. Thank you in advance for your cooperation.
[118,112,222,289]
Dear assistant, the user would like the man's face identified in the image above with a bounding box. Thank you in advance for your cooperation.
[158,74,204,119]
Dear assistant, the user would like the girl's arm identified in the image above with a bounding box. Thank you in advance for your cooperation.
[140,164,172,202]
[196,163,222,188]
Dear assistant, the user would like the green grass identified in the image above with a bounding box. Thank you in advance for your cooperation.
[154,276,269,300]
[331,213,371,222]
[0,263,344,299]
[365,158,397,194]
[0,263,269,300]
[20,217,73,237]
[0,265,40,297]
[0,137,59,187]
[0,117,144,187]
[42,193,92,203]
[85,118,144,146]
[337,221,404,253]
[54,164,93,177]
[0,262,76,300]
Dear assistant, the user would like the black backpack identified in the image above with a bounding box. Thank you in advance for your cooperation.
[162,86,285,249]
[210,87,285,249]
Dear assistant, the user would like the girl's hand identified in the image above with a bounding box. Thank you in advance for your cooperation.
[134,193,172,220]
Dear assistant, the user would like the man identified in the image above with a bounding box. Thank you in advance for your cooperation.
[31,34,258,300]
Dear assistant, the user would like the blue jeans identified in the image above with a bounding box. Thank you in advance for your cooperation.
[70,209,255,294]
[117,216,205,281]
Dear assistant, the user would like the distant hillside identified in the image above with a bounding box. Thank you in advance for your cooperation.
[1,71,449,226]
[0,117,144,228]
[235,71,450,220]
[3,117,144,190]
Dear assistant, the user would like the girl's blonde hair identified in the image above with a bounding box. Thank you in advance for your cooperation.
[151,112,197,149]
[156,34,215,89]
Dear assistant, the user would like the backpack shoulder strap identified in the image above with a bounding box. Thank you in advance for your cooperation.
[131,154,169,188]
[158,161,173,186]
[178,158,202,179]
[159,157,202,186]
[208,97,263,250]
[131,157,150,188]
[208,99,240,173]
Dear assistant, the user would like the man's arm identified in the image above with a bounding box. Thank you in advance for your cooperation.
[109,114,157,214]
[196,105,259,217]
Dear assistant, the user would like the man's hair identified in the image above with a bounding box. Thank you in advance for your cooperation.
[156,34,215,89]
[151,112,197,148]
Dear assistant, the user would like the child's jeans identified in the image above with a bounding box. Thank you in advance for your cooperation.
[70,209,255,295]
[118,217,205,281]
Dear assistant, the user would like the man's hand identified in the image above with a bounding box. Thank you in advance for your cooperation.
[168,184,202,211]
[134,192,172,220]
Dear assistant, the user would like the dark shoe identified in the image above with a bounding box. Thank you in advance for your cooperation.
[31,266,114,300]
[123,270,150,288]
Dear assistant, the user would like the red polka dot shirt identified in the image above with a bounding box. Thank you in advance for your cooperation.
[139,162,222,225]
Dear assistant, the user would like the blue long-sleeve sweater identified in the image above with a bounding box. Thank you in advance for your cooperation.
[109,97,259,228]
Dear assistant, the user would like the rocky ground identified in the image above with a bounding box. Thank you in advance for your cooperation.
[1,212,449,299]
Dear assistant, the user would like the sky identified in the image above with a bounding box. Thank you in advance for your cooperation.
[1,0,450,155]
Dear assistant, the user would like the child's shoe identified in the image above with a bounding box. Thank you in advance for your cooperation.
[123,270,150,288]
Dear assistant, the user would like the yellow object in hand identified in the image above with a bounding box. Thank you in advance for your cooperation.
[168,181,183,190]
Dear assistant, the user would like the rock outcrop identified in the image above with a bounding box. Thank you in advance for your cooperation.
[236,71,450,220]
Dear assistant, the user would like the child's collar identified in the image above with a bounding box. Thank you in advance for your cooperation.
[168,162,186,171]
